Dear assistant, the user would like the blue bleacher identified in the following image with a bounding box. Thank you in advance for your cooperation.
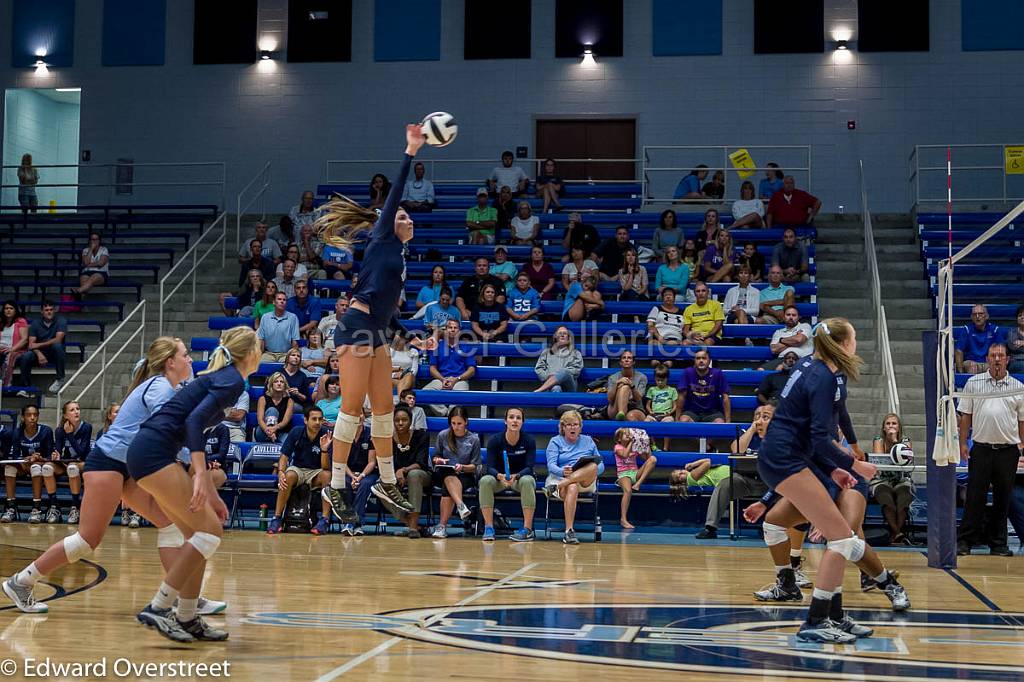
[318,181,643,198]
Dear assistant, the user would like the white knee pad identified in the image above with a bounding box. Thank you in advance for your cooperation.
[332,412,361,444]
[188,531,221,560]
[66,463,80,478]
[41,463,55,478]
[370,412,394,439]
[63,533,93,563]
[4,465,17,478]
[762,522,790,547]
[826,534,866,562]
[157,524,186,549]
[29,463,43,477]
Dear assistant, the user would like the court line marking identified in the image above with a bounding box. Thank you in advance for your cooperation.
[313,561,540,681]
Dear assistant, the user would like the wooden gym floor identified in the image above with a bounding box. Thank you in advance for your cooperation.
[1,524,1022,681]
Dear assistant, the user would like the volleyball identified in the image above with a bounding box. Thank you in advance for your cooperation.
[421,111,458,147]
[889,443,914,466]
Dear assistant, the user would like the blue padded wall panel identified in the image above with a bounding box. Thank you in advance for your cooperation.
[652,0,722,56]
[374,0,441,62]
[103,0,166,66]
[11,0,76,68]
[962,0,1024,51]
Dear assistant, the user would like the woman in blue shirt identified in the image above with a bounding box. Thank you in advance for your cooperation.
[545,410,604,545]
[315,124,437,524]
[43,400,92,524]
[415,265,447,309]
[654,245,690,302]
[759,162,784,201]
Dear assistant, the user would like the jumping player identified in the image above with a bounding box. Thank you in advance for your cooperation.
[315,124,436,525]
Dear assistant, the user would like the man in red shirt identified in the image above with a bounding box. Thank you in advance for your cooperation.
[766,176,821,227]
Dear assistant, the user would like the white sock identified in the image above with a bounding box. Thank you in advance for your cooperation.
[151,581,179,611]
[16,562,42,587]
[176,597,198,622]
[833,585,843,594]
[811,587,834,601]
[331,463,346,489]
[790,549,802,557]
[376,456,396,484]
[774,565,790,576]
[872,569,889,584]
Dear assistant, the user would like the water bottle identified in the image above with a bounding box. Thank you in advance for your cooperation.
[258,504,268,531]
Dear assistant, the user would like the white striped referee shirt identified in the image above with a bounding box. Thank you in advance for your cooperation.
[957,371,1024,446]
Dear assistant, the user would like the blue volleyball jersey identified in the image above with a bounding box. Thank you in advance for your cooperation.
[9,424,53,459]
[139,365,246,455]
[280,424,329,470]
[833,372,858,445]
[54,421,93,461]
[203,423,231,466]
[0,423,11,458]
[95,376,177,463]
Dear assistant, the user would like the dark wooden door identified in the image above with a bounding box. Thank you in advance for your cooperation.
[535,119,636,181]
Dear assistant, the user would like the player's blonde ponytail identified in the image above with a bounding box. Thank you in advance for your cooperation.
[813,317,863,382]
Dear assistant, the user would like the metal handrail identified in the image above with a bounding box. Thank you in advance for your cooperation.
[159,212,227,335]
[325,157,639,184]
[233,162,271,259]
[56,301,146,422]
[909,143,1024,207]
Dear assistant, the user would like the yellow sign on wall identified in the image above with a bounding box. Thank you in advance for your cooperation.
[729,149,757,179]
[1005,146,1024,174]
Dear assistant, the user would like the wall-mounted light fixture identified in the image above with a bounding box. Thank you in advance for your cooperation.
[260,50,273,60]
[836,39,849,50]
[581,45,596,67]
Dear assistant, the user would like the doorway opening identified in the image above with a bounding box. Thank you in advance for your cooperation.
[3,87,81,209]
[535,118,636,181]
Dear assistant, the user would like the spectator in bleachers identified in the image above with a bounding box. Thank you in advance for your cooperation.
[400,162,435,212]
[253,280,279,330]
[562,213,600,262]
[368,173,391,211]
[423,287,462,332]
[681,239,699,271]
[298,223,325,279]
[390,334,420,396]
[523,245,558,301]
[16,300,67,395]
[466,187,498,245]
[545,410,604,544]
[221,268,266,317]
[766,176,820,227]
[645,365,678,426]
[702,169,726,201]
[562,247,599,291]
[471,283,509,343]
[737,241,766,281]
[493,185,516,242]
[400,389,428,431]
[258,292,300,362]
[274,259,301,298]
[771,228,808,283]
[17,153,38,214]
[731,180,765,228]
[45,400,90,524]
[536,158,564,213]
[1005,304,1024,373]
[723,265,760,326]
[768,306,813,368]
[535,326,583,393]
[694,208,723,254]
[652,209,684,261]
[673,165,708,200]
[618,247,649,301]
[613,427,657,529]
[479,407,538,542]
[387,404,430,537]
[456,258,506,319]
[266,405,331,536]
[267,216,296,253]
[286,280,321,336]
[281,348,312,413]
[97,402,119,439]
[606,350,647,421]
[759,162,784,201]
[430,407,482,538]
[647,288,685,346]
[956,304,1005,374]
[289,190,318,230]
[700,228,735,283]
[74,231,109,298]
[222,387,249,444]
[2,404,51,523]
[489,150,529,196]
[510,201,541,244]
[1,300,29,387]
[315,376,342,429]
[321,241,354,280]
[240,222,282,263]
[563,274,604,322]
[301,329,326,380]
[595,226,634,282]
[507,273,541,322]
[756,265,795,324]
[415,265,448,310]
[669,458,731,504]
[870,413,916,546]
[423,319,476,415]
[682,282,725,346]
[756,352,798,405]
[238,239,277,288]
[255,372,294,443]
[318,296,348,350]
[312,352,339,403]
[676,348,731,426]
[277,244,308,281]
[490,246,518,294]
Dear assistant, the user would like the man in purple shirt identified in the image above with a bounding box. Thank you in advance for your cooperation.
[676,349,731,423]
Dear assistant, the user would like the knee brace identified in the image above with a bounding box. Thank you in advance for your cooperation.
[762,522,790,547]
[66,463,80,478]
[333,412,361,444]
[41,463,55,478]
[188,531,221,560]
[29,463,43,477]
[370,412,394,439]
[157,524,185,549]
[5,465,17,478]
[63,532,94,563]
[826,534,866,562]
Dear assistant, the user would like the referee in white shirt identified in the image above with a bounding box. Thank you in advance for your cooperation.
[957,342,1024,557]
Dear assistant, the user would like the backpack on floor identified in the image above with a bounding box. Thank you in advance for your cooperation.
[471,506,513,536]
[283,484,318,533]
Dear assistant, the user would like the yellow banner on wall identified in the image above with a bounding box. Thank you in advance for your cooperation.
[1005,146,1024,174]
[729,148,757,179]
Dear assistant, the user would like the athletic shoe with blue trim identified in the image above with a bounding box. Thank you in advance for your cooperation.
[510,528,535,542]
[266,517,282,535]
[838,617,874,638]
[3,576,48,613]
[311,517,330,536]
[796,619,856,644]
[179,615,229,641]
[196,597,227,616]
[340,524,354,537]
[136,605,195,643]
[322,487,359,525]
[482,527,495,542]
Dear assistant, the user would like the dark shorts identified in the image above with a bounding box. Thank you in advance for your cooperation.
[125,427,180,481]
[333,308,391,349]
[682,410,725,423]
[84,445,130,478]
[757,446,815,490]
[432,470,477,495]
[81,269,109,285]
